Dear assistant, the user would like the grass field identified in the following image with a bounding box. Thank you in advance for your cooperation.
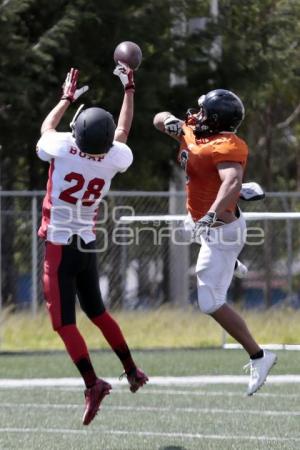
[1,349,300,449]
[1,306,300,351]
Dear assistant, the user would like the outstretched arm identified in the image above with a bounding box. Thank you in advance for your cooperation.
[40,68,89,135]
[40,100,70,135]
[114,90,134,144]
[153,112,183,142]
[153,111,172,132]
[113,63,135,143]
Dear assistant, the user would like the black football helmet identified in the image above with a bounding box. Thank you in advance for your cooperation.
[72,106,116,154]
[193,89,245,138]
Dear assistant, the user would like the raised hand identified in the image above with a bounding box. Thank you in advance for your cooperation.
[61,68,89,103]
[164,115,184,136]
[113,62,135,91]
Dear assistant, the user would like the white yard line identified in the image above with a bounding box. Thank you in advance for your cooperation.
[133,389,300,399]
[2,385,300,400]
[1,403,300,417]
[53,387,300,399]
[224,343,300,351]
[0,427,300,443]
[0,375,300,388]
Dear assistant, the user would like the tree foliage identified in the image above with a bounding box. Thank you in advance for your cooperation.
[0,0,300,191]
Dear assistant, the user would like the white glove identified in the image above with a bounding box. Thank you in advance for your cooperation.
[73,85,89,101]
[113,62,135,90]
[61,68,89,103]
[164,115,183,136]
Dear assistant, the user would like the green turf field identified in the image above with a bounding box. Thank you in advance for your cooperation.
[1,349,300,449]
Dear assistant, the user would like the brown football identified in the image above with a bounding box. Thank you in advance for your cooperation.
[113,41,142,70]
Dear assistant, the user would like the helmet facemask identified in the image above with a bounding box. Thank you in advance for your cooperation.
[70,104,85,136]
[185,108,198,126]
[193,98,211,138]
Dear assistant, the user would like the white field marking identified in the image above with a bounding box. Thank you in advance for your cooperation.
[121,389,300,399]
[224,343,300,351]
[1,427,300,443]
[1,403,300,417]
[0,375,300,388]
[34,386,300,399]
[1,385,299,399]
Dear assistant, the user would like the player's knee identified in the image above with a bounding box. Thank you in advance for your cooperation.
[83,303,106,320]
[197,284,225,314]
[51,320,61,332]
[54,323,74,334]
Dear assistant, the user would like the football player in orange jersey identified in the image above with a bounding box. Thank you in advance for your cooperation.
[154,89,276,395]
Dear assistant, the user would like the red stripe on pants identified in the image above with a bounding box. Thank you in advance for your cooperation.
[43,242,63,330]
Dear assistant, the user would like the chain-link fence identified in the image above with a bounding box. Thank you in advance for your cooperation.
[1,190,300,312]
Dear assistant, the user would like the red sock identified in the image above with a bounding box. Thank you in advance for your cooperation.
[56,324,97,388]
[92,311,136,373]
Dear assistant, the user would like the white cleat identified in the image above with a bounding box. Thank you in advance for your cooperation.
[244,351,277,396]
[234,260,248,279]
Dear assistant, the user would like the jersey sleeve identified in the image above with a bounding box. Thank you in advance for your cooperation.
[109,142,133,173]
[36,146,52,162]
[36,132,70,162]
[211,137,248,166]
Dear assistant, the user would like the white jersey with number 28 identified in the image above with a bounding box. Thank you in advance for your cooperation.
[36,131,133,244]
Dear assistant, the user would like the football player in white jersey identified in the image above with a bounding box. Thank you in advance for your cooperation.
[37,66,148,426]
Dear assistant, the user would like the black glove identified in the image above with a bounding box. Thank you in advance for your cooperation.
[193,212,217,241]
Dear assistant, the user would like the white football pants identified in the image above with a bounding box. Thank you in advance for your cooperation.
[195,213,247,314]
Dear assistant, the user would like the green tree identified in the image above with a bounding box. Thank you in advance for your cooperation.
[0,0,199,190]
[212,0,300,190]
[1,0,300,191]
[2,0,300,308]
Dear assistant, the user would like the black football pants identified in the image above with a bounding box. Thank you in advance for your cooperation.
[43,236,105,330]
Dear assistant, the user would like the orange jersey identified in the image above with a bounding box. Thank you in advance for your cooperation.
[178,124,248,220]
